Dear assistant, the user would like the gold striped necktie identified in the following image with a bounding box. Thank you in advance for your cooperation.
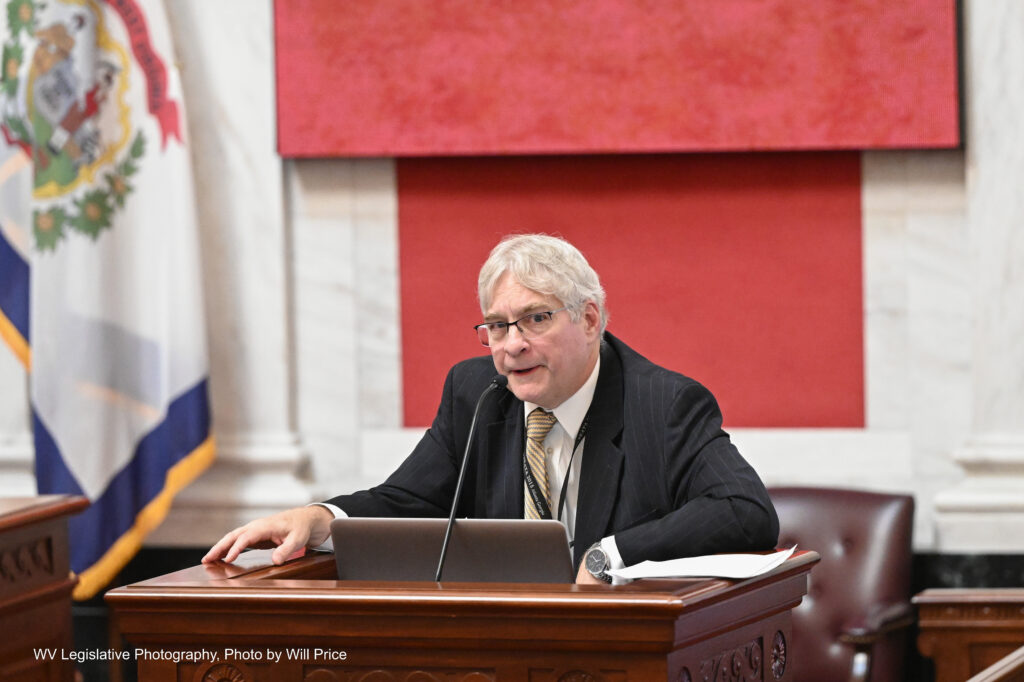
[525,408,558,519]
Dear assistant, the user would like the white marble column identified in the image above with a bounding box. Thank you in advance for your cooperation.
[148,0,309,544]
[934,0,1024,551]
[287,158,402,499]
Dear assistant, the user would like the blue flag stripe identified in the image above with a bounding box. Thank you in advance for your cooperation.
[0,229,30,344]
[34,378,211,573]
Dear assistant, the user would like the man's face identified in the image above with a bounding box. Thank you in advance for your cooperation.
[485,273,601,409]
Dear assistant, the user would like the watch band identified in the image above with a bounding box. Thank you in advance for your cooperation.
[585,542,613,583]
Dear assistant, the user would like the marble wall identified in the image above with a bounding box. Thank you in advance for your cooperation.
[931,0,1024,551]
[282,149,971,552]
[1,0,1020,554]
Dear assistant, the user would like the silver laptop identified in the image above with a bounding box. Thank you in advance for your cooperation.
[330,517,574,583]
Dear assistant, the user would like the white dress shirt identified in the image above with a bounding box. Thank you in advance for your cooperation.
[521,355,625,581]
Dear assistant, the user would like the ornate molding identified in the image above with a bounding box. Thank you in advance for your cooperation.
[698,637,765,682]
[770,631,787,680]
[934,436,1024,551]
[918,603,1024,623]
[955,435,1024,467]
[194,662,250,682]
[557,672,600,682]
[0,537,54,583]
[525,668,624,682]
[303,669,496,682]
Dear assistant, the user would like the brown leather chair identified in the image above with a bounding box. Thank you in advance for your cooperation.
[769,487,915,682]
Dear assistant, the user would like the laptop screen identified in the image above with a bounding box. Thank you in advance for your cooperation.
[330,517,574,583]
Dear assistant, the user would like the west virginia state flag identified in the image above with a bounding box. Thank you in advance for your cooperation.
[0,0,214,599]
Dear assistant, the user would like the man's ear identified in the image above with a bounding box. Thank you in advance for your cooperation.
[581,301,602,339]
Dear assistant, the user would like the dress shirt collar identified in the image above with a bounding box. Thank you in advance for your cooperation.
[523,354,601,442]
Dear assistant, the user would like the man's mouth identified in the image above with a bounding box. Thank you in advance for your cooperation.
[509,366,539,376]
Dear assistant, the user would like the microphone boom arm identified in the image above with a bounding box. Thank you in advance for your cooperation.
[434,375,508,581]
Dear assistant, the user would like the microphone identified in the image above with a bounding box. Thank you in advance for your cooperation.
[435,374,508,581]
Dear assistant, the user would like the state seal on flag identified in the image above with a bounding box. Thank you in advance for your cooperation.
[0,0,180,252]
[2,0,211,602]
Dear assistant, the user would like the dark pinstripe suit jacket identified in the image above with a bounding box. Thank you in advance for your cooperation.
[328,333,779,568]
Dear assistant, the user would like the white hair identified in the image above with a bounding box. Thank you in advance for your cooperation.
[478,234,608,333]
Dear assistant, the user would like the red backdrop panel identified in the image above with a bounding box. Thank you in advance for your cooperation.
[275,0,959,156]
[398,153,863,428]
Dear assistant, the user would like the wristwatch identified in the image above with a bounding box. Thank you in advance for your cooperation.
[584,542,613,583]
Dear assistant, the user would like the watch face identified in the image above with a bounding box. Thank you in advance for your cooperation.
[586,548,608,573]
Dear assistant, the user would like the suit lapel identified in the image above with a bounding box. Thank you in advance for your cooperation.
[481,389,524,518]
[474,340,626,564]
[572,340,625,566]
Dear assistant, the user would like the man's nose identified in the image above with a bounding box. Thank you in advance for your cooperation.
[503,324,529,354]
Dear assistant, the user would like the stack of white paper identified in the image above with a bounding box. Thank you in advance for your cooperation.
[607,545,797,580]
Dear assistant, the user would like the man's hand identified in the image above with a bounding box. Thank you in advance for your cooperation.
[575,561,605,585]
[202,506,334,566]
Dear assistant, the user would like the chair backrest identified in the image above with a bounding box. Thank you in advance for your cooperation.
[769,487,915,682]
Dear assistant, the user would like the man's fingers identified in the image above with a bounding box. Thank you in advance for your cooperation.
[222,535,248,564]
[201,545,222,564]
[202,525,264,564]
[225,525,274,563]
[270,539,295,565]
[270,527,308,565]
[202,527,244,563]
[202,507,326,566]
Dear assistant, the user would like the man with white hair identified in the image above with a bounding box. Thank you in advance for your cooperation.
[205,234,778,584]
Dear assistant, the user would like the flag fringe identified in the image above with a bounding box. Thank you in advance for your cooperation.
[0,307,30,370]
[72,434,217,600]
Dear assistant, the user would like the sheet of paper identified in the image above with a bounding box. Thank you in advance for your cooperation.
[607,545,798,580]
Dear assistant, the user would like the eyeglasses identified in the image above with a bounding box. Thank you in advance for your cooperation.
[474,308,569,347]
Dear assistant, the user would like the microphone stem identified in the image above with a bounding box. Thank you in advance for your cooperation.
[435,379,502,581]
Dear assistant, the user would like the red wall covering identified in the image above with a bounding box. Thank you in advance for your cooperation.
[275,0,959,156]
[398,153,864,428]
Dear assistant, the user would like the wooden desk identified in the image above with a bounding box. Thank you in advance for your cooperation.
[0,495,88,682]
[916,588,1024,682]
[106,550,817,682]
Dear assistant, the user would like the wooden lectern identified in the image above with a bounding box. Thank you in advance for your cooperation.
[916,588,1024,682]
[106,549,817,682]
[0,495,88,682]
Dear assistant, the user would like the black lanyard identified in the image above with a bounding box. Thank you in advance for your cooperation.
[523,418,589,522]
